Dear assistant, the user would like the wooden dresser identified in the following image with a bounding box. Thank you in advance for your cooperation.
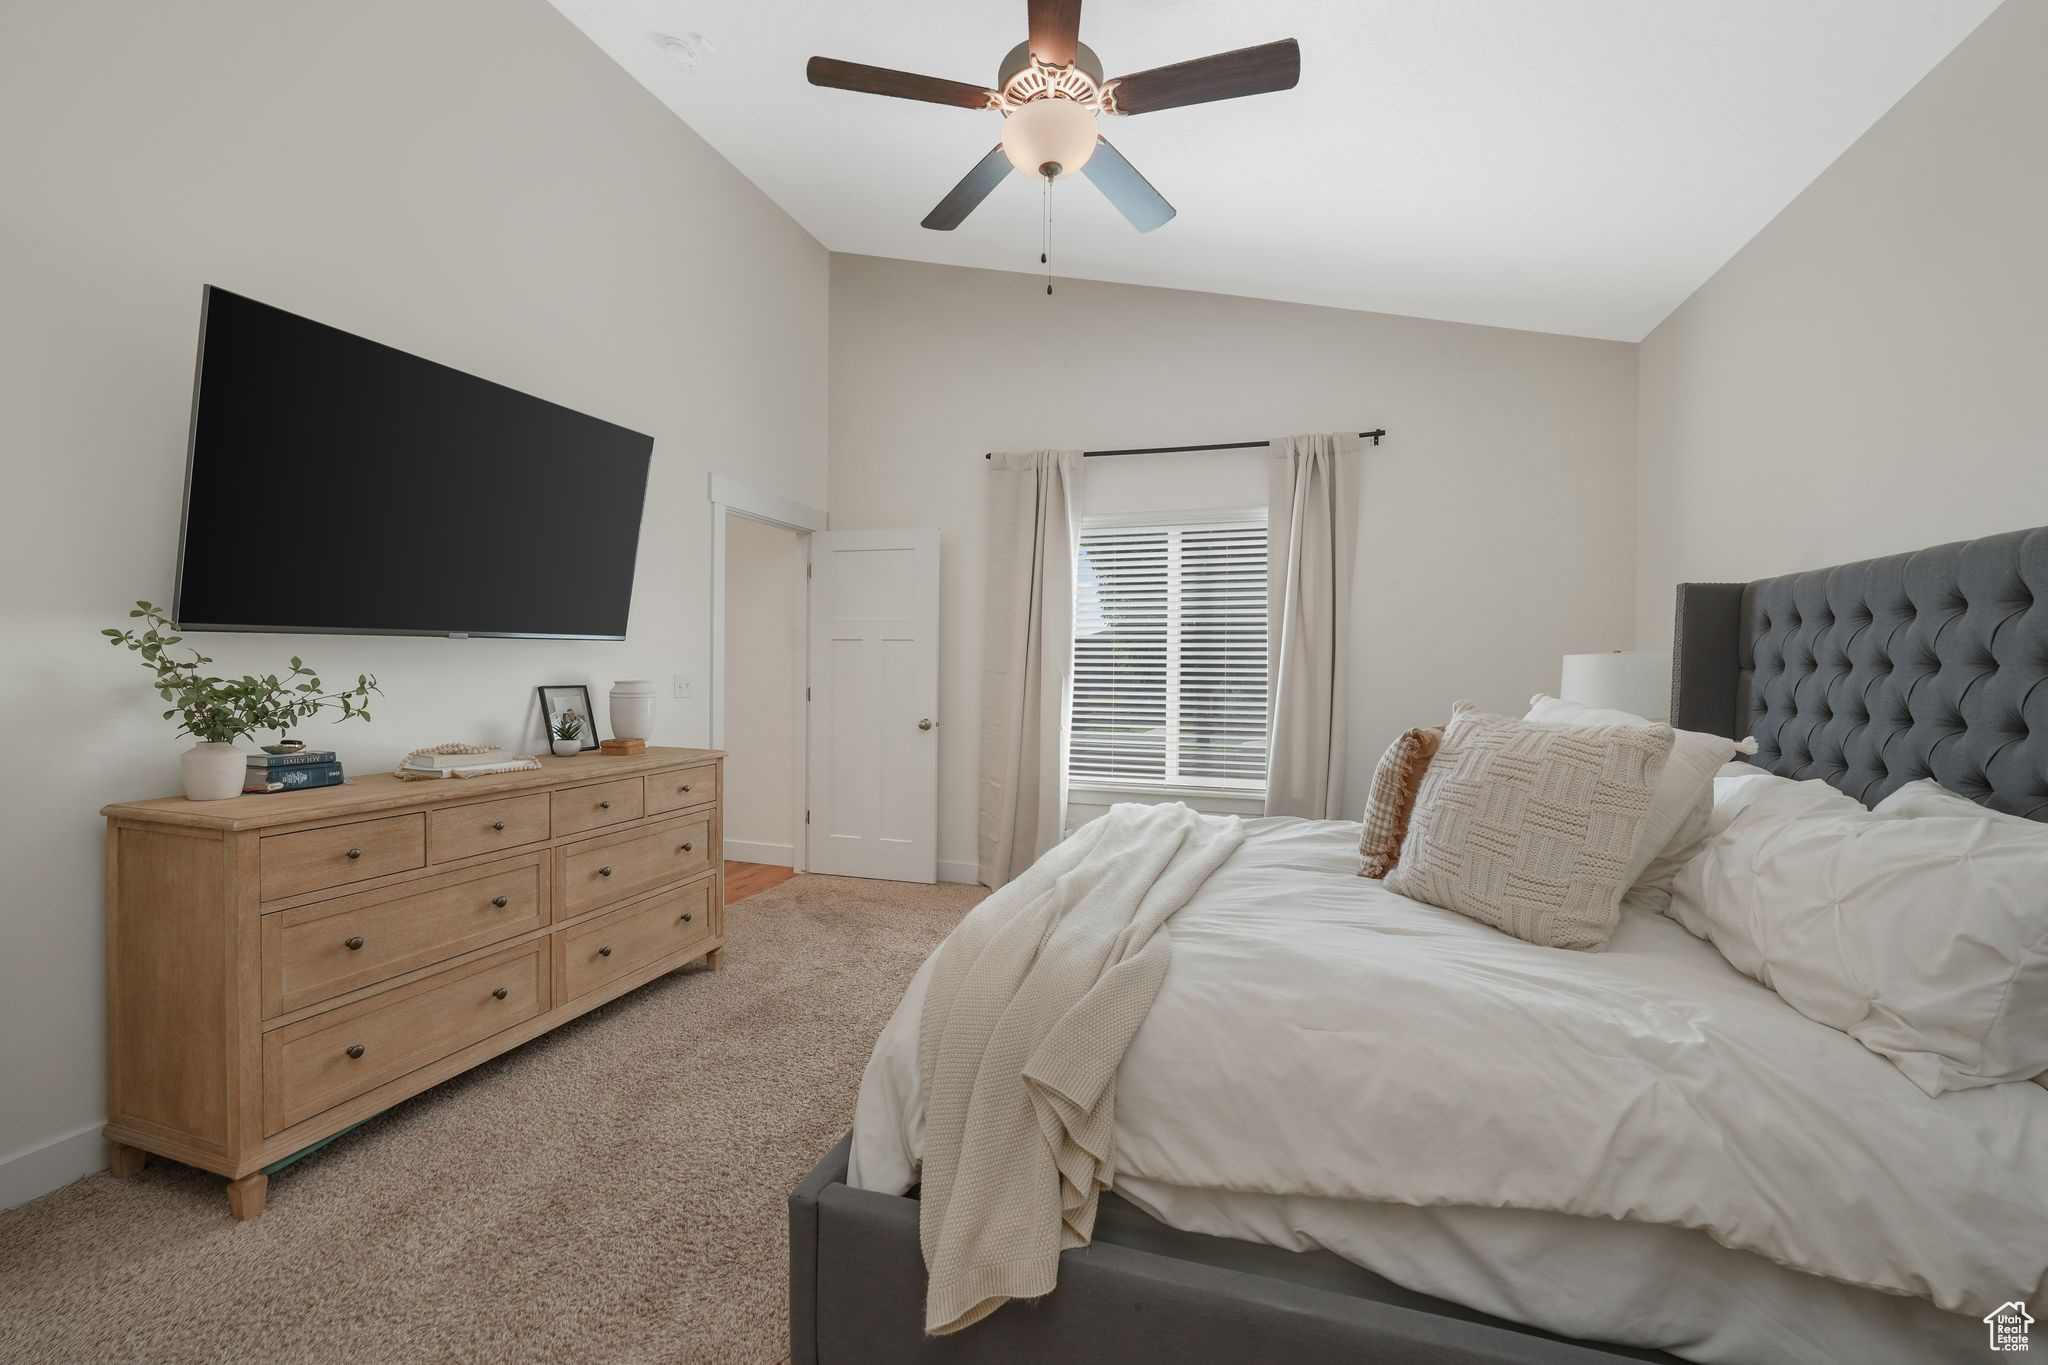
[99,746,724,1219]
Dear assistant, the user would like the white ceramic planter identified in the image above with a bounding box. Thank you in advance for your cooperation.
[551,738,582,757]
[610,679,656,741]
[182,741,245,801]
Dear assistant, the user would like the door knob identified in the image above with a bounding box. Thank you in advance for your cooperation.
[918,718,934,731]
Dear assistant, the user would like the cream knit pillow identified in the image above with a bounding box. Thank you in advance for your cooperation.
[1385,702,1674,951]
[1524,694,1757,913]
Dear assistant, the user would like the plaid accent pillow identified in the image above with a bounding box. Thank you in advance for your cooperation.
[1358,726,1445,878]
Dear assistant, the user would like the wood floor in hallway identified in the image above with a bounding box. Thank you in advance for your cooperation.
[725,860,798,904]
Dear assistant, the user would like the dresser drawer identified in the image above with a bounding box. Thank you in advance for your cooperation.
[550,777,644,838]
[262,856,548,1016]
[261,814,426,901]
[558,812,714,918]
[556,879,715,1002]
[264,943,545,1133]
[643,763,719,816]
[429,793,550,864]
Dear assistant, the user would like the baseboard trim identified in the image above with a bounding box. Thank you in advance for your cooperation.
[937,859,980,886]
[0,1119,106,1212]
[725,839,795,868]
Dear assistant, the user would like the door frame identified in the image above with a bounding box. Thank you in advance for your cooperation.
[707,474,827,872]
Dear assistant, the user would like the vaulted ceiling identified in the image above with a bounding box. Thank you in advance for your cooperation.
[550,0,2000,340]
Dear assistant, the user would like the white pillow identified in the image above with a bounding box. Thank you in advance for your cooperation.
[1877,779,2048,1093]
[1670,774,2048,1095]
[1876,777,2036,826]
[1524,695,1755,911]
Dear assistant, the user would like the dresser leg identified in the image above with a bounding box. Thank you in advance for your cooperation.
[226,1172,268,1221]
[108,1143,148,1179]
[705,947,725,971]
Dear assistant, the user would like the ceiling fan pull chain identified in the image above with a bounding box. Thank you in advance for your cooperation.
[1043,173,1054,296]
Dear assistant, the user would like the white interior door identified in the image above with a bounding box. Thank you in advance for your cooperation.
[806,529,940,882]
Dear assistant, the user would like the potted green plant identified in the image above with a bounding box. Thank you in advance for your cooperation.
[105,601,382,801]
[549,709,586,757]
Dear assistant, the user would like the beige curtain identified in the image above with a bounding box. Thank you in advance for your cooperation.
[1265,433,1361,818]
[978,450,1083,887]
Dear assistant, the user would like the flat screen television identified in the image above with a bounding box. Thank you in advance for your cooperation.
[173,287,654,639]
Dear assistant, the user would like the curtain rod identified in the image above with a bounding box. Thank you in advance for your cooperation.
[983,430,1386,460]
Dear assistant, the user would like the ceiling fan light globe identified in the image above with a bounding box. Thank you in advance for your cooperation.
[1000,97,1098,180]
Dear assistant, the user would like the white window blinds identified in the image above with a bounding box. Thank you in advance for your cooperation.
[1070,517,1269,792]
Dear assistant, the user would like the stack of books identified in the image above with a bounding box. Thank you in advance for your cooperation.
[245,749,345,793]
[398,748,529,779]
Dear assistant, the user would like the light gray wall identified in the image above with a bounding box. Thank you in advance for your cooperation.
[0,0,827,1206]
[1636,0,2047,645]
[829,255,1639,883]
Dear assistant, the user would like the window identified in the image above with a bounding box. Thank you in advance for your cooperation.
[1070,515,1269,794]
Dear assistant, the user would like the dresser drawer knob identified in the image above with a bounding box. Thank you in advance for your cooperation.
[345,1044,365,1060]
[680,841,694,853]
[598,865,613,878]
[598,945,613,957]
[346,847,362,861]
[492,896,510,909]
[344,936,365,951]
[492,987,509,1000]
[599,800,612,810]
[681,783,692,793]
[680,912,693,923]
[492,821,506,832]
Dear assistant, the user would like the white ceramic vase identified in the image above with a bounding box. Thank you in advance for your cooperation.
[610,679,656,741]
[182,741,245,801]
[551,738,581,757]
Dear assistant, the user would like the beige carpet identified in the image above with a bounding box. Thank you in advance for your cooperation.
[0,874,979,1365]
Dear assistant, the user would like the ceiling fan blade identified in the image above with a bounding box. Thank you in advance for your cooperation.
[922,146,1013,231]
[1081,137,1175,233]
[1108,38,1300,115]
[806,56,995,110]
[1027,0,1084,67]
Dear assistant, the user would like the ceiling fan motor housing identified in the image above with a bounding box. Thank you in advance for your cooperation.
[997,40,1105,103]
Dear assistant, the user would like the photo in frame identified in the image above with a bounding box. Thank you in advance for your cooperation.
[536,683,601,752]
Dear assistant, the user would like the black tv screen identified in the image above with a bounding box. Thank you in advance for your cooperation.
[174,287,653,639]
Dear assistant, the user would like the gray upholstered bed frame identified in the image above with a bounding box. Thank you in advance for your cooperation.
[1672,523,2047,820]
[789,524,2048,1363]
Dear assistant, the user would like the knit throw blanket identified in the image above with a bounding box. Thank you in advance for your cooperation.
[917,802,1244,1334]
[393,742,543,781]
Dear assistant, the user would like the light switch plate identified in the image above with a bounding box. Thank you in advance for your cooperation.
[673,673,694,699]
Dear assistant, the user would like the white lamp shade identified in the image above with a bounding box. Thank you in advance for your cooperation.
[1560,651,1671,721]
[1000,98,1098,179]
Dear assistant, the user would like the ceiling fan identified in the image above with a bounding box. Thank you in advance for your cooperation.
[806,1,1301,233]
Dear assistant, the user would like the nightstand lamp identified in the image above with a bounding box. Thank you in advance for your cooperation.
[1560,651,1670,722]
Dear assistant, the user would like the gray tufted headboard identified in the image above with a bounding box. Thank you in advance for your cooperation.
[1670,525,2048,821]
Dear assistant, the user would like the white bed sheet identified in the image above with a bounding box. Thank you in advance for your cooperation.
[853,817,2042,1364]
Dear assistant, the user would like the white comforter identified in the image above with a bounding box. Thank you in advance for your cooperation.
[854,817,2048,1360]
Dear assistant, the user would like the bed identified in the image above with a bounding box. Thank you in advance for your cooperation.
[789,524,2048,1364]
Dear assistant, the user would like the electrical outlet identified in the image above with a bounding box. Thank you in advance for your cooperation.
[673,673,694,700]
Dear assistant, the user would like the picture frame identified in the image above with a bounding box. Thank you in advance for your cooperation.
[536,684,601,752]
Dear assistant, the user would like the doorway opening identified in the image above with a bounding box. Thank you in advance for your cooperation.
[708,474,826,876]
